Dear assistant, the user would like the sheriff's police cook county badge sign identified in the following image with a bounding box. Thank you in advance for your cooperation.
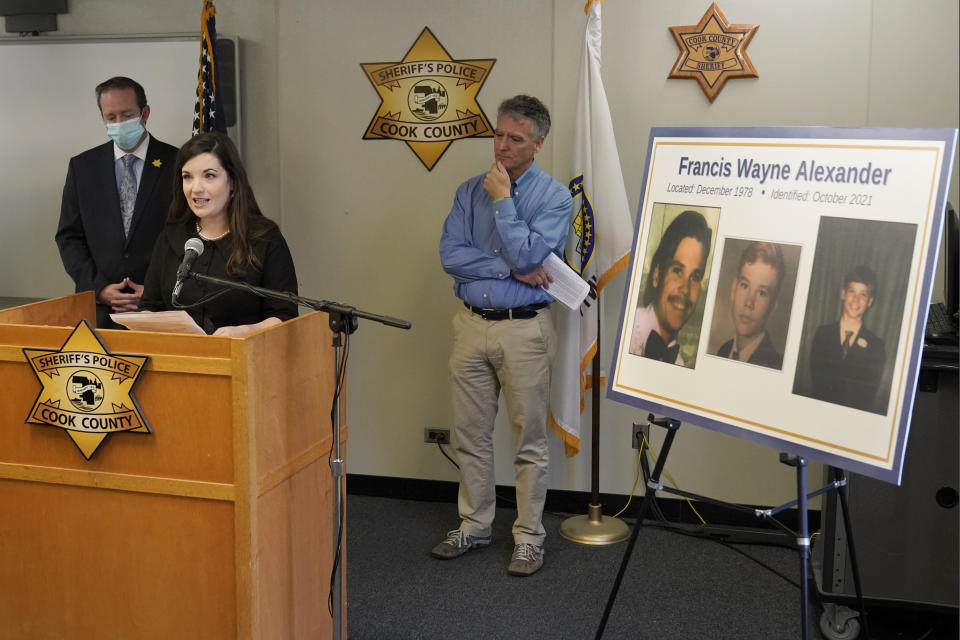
[24,320,150,460]
[361,27,495,170]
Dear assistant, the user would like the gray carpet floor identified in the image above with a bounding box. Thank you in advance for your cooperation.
[346,494,827,639]
[346,494,957,639]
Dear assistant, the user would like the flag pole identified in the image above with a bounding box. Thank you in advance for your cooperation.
[559,302,629,545]
[555,0,631,545]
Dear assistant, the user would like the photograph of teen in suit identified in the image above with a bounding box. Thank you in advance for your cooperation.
[706,238,802,371]
[792,217,916,415]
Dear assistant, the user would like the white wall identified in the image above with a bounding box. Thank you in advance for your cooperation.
[0,36,199,300]
[6,0,957,507]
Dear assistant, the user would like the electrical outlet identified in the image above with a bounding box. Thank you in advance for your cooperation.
[631,422,649,449]
[424,428,450,444]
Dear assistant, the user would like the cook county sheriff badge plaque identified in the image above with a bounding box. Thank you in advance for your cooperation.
[24,320,149,460]
[361,27,495,170]
[668,3,758,103]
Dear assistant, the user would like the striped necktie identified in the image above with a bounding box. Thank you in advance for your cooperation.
[841,330,854,359]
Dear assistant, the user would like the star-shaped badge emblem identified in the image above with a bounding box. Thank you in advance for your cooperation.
[24,321,150,460]
[668,3,758,102]
[361,27,495,170]
[152,159,163,168]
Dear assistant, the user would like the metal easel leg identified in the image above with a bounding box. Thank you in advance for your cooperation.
[781,453,811,640]
[832,466,871,639]
[595,416,681,640]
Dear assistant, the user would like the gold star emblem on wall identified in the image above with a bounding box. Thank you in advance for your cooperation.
[24,321,150,460]
[668,3,759,102]
[361,27,495,170]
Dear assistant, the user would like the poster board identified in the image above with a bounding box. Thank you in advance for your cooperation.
[608,127,957,485]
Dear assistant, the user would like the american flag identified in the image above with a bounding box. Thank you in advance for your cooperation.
[193,0,226,135]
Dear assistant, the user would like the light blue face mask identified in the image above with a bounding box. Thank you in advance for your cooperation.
[106,116,145,149]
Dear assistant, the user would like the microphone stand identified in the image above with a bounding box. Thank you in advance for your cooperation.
[179,271,412,330]
[181,270,411,639]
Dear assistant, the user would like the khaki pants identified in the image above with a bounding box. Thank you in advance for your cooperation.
[449,306,556,546]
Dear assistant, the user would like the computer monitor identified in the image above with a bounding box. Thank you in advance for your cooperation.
[945,201,958,319]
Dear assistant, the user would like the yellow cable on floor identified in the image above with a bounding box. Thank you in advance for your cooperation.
[612,449,643,518]
[615,433,707,525]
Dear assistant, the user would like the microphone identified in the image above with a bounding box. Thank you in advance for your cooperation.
[172,237,205,302]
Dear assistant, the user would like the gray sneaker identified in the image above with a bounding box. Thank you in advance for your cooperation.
[431,529,491,559]
[507,543,544,576]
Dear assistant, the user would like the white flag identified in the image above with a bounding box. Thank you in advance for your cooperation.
[549,0,634,456]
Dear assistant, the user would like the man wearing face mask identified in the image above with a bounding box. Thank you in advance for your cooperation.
[56,76,178,329]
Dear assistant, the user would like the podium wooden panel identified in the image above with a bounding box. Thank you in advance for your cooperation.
[0,293,344,639]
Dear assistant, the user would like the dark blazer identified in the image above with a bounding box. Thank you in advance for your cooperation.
[140,217,299,334]
[716,331,783,370]
[55,136,179,328]
[809,322,887,414]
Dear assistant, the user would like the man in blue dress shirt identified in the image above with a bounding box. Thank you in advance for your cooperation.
[434,95,572,577]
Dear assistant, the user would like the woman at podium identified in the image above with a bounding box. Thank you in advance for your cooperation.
[140,132,298,336]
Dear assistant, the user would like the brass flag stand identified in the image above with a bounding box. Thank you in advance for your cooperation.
[559,308,629,545]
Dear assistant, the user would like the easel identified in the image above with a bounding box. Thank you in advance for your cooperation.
[594,414,871,640]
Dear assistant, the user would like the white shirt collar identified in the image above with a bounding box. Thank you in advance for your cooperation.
[113,133,151,162]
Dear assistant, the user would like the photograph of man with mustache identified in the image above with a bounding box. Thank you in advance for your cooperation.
[629,209,714,367]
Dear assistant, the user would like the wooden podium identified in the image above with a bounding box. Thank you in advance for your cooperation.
[0,292,344,639]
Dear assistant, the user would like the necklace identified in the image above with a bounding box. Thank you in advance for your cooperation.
[196,219,230,241]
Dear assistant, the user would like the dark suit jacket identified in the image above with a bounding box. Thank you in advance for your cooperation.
[809,322,887,414]
[716,332,783,370]
[140,217,299,334]
[56,136,178,328]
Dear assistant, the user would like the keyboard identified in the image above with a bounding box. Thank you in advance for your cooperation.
[926,302,959,345]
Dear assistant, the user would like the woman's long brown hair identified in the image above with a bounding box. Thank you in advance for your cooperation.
[169,132,270,277]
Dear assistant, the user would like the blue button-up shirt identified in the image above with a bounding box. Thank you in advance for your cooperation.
[439,160,572,309]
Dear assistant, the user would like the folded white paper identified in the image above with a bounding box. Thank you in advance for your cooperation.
[542,252,590,310]
[110,310,206,335]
